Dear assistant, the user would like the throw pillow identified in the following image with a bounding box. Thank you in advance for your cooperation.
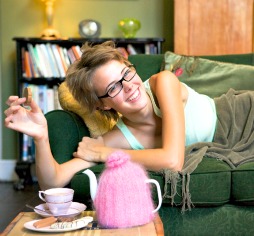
[58,81,116,138]
[163,51,254,98]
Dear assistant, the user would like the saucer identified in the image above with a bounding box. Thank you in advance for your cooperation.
[34,202,87,217]
[24,216,93,233]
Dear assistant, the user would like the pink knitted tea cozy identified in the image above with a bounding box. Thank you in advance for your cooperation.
[94,150,155,228]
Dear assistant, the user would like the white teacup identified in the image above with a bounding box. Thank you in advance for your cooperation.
[46,201,72,215]
[38,188,74,203]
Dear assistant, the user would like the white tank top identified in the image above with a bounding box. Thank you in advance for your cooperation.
[144,79,217,146]
[116,79,217,148]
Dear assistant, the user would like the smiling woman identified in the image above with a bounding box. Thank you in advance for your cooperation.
[4,40,186,192]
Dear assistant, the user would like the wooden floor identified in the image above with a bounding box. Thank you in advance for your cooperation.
[0,181,41,233]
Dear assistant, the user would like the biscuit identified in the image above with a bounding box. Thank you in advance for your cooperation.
[23,87,32,106]
[33,216,57,228]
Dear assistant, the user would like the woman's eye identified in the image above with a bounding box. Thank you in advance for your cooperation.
[123,69,131,79]
[109,84,117,93]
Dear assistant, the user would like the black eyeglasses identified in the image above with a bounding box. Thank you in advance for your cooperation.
[98,64,136,99]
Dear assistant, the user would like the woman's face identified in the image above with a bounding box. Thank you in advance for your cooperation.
[92,60,149,115]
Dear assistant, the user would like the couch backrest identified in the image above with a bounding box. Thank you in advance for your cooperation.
[128,54,164,81]
[129,53,254,98]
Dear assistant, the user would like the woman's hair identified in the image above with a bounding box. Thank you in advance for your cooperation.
[65,41,130,121]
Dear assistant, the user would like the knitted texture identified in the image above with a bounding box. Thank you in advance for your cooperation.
[94,151,155,228]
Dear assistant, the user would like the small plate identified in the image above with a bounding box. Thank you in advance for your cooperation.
[34,202,87,217]
[24,217,93,233]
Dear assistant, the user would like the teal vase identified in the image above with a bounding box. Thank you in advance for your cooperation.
[118,18,141,38]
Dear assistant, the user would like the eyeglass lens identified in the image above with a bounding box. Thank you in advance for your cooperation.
[108,66,136,97]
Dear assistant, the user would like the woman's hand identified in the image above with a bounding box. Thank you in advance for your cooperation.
[4,96,47,140]
[73,136,110,163]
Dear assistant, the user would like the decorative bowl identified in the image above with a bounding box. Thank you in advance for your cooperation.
[118,18,141,38]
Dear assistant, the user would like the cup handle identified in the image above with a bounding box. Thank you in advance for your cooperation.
[38,191,46,202]
[145,179,162,213]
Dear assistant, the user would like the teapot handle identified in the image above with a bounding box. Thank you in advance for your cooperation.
[145,179,162,213]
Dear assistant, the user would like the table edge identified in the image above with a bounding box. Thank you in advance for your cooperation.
[1,212,25,236]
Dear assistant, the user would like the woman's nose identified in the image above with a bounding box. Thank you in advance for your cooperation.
[122,80,133,92]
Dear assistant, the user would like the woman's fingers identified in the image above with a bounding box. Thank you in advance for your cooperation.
[4,104,21,116]
[5,96,20,106]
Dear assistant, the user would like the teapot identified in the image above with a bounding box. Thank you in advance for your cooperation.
[83,150,162,229]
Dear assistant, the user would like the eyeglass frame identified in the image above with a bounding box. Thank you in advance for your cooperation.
[97,64,137,99]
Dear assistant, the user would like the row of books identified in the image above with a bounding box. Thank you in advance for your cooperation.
[117,43,159,57]
[128,43,158,55]
[22,42,159,79]
[22,43,82,79]
[21,83,62,161]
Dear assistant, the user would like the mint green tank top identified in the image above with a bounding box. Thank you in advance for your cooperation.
[116,79,217,149]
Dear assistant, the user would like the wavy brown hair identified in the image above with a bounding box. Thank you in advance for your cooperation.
[65,41,131,121]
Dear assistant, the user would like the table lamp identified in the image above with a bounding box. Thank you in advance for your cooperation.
[40,0,60,39]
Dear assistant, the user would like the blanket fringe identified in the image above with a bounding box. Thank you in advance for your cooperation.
[181,173,194,212]
[161,170,194,212]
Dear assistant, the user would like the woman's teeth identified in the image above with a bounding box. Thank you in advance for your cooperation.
[128,90,139,101]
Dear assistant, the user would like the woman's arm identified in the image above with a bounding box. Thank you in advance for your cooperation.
[4,96,95,190]
[34,135,96,190]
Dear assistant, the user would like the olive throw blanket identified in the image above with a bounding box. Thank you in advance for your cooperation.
[161,88,254,211]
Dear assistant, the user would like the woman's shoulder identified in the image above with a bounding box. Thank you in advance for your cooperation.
[102,126,131,149]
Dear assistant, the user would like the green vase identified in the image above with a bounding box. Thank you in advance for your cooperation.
[118,18,141,38]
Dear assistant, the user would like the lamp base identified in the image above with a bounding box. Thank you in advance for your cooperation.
[41,27,61,39]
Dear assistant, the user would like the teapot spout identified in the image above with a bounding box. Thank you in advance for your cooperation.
[82,169,97,201]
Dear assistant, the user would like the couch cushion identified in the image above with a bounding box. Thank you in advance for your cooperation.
[72,157,231,207]
[232,162,254,204]
[163,51,254,98]
[151,157,231,207]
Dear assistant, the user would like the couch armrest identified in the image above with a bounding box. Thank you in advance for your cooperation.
[45,110,90,164]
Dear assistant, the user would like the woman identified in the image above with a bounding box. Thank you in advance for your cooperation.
[4,41,216,190]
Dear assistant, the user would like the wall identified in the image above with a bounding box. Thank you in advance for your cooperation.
[0,0,173,180]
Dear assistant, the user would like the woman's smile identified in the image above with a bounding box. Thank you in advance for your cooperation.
[126,87,141,102]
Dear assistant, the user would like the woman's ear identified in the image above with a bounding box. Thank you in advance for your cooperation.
[96,105,111,111]
[102,105,111,111]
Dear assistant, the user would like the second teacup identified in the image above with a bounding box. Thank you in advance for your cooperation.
[39,188,74,203]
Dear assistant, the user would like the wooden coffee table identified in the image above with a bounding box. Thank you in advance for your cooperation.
[1,211,164,236]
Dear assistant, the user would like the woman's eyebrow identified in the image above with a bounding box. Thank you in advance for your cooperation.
[104,66,127,91]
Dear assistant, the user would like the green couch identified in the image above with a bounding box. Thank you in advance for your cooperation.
[45,53,254,236]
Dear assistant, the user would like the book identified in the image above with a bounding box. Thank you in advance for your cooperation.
[149,44,157,54]
[35,44,50,77]
[22,134,29,161]
[67,48,77,64]
[51,44,66,78]
[21,47,26,77]
[27,43,42,77]
[145,44,150,54]
[45,43,60,78]
[39,44,54,78]
[47,88,55,112]
[71,45,82,60]
[56,45,68,74]
[24,51,32,78]
[127,44,137,55]
[62,47,71,67]
[38,85,48,113]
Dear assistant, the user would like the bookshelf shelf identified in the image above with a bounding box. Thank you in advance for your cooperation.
[13,37,164,189]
